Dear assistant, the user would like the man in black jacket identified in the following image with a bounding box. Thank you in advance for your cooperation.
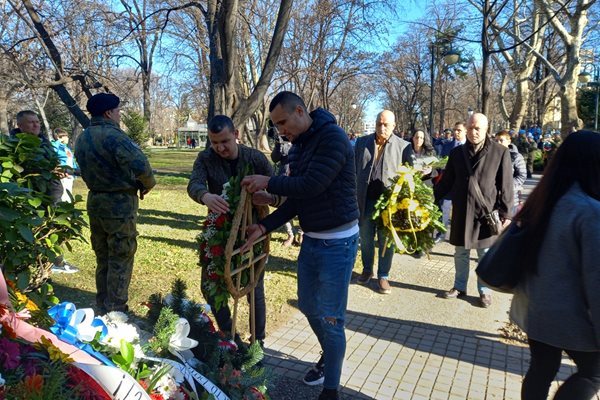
[434,113,513,308]
[242,92,359,400]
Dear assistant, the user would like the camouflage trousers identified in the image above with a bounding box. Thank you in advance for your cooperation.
[89,215,138,313]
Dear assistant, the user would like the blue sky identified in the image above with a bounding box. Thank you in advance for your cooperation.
[363,2,427,121]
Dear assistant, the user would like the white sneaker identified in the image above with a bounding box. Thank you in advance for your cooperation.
[51,262,79,274]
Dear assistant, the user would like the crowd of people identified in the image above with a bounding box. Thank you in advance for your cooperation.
[7,90,600,400]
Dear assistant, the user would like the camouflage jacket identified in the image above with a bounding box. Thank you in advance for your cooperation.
[75,117,156,218]
[187,145,273,203]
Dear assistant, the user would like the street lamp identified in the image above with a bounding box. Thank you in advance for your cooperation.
[429,44,459,136]
[578,65,599,130]
[467,106,474,119]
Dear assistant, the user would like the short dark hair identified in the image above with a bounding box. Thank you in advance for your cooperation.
[16,110,38,124]
[495,130,511,140]
[55,128,68,137]
[269,91,306,113]
[207,115,235,134]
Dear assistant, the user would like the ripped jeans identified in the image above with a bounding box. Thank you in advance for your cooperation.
[297,233,359,390]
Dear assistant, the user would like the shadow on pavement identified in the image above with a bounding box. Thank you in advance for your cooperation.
[352,278,486,308]
[343,308,527,376]
[264,348,375,400]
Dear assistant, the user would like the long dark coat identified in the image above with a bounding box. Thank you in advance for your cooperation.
[434,137,514,249]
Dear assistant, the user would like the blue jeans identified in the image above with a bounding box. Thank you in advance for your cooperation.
[298,233,359,390]
[359,199,394,279]
[453,246,490,295]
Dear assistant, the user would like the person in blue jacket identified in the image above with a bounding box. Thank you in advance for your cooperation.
[52,128,79,202]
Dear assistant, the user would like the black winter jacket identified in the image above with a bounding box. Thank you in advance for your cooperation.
[261,108,359,233]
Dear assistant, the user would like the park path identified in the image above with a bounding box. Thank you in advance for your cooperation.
[263,174,600,399]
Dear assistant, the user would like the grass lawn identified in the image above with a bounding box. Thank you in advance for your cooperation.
[52,148,301,339]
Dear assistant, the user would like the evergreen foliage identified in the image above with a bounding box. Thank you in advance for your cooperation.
[121,109,149,147]
[146,279,269,399]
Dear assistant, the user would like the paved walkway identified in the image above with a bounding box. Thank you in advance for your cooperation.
[263,174,599,399]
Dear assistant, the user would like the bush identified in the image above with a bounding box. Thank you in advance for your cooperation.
[121,110,149,147]
[0,134,86,291]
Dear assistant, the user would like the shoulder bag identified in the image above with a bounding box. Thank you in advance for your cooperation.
[461,146,503,236]
[475,221,526,293]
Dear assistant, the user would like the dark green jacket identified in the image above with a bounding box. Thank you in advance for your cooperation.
[187,145,273,203]
[75,117,155,218]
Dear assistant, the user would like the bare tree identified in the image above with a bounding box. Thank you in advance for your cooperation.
[535,0,596,136]
[201,0,293,129]
[488,0,546,130]
[117,0,163,134]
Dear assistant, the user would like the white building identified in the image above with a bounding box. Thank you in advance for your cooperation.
[177,116,207,148]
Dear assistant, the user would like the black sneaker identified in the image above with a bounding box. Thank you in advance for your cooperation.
[318,388,339,400]
[303,355,325,386]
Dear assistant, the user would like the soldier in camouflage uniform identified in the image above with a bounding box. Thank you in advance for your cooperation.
[188,115,273,344]
[75,93,156,313]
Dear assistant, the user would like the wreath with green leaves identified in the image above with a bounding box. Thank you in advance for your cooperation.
[372,165,445,255]
[197,169,263,311]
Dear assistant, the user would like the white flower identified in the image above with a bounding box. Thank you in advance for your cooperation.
[99,314,140,350]
[154,366,179,398]
[133,343,146,361]
[0,373,5,386]
[221,181,231,198]
[104,311,129,323]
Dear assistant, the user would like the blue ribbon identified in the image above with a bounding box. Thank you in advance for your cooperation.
[48,302,114,366]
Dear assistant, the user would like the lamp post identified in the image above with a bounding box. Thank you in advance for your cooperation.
[578,65,600,130]
[429,43,459,136]
[467,106,474,119]
[349,103,361,135]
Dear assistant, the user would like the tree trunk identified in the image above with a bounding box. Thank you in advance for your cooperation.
[143,74,152,139]
[53,84,90,127]
[20,0,90,128]
[0,92,9,133]
[560,77,581,137]
[510,78,530,130]
[480,0,491,115]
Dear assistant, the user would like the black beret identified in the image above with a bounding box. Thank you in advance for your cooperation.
[86,93,120,116]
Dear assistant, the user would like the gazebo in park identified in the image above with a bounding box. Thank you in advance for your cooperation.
[177,116,208,148]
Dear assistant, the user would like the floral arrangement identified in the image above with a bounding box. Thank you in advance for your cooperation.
[373,165,445,255]
[197,170,263,311]
[93,311,192,400]
[1,273,193,400]
[0,325,111,400]
[145,280,269,400]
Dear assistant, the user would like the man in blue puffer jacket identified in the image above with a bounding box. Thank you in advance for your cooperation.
[242,91,359,400]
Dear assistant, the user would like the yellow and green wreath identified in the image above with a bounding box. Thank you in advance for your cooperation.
[373,165,445,255]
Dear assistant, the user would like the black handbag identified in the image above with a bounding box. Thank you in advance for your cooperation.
[462,146,503,235]
[475,222,526,293]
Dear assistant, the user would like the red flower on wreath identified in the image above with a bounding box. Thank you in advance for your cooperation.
[208,272,220,281]
[215,214,227,228]
[24,374,44,394]
[210,245,224,257]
